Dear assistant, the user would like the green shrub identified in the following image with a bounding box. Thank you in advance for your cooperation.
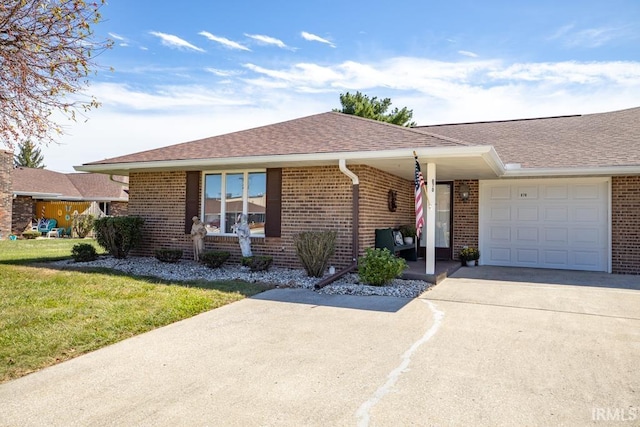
[21,230,40,240]
[71,243,98,262]
[358,248,407,286]
[72,214,95,238]
[241,255,273,272]
[154,248,183,263]
[294,230,337,278]
[93,216,145,259]
[201,251,230,269]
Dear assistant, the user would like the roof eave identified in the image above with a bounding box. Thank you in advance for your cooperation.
[74,146,504,175]
[502,165,640,177]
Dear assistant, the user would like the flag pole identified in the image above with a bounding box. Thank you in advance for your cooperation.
[413,151,431,207]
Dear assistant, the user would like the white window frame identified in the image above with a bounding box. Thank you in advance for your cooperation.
[201,169,266,237]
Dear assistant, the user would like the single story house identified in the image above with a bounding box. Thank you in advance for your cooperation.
[7,166,128,235]
[75,107,640,275]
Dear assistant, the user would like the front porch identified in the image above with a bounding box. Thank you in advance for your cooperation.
[401,258,461,284]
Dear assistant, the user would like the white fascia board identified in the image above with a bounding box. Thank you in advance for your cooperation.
[13,191,63,198]
[502,165,640,177]
[74,146,503,174]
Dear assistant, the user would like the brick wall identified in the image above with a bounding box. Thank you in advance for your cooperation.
[356,165,413,252]
[0,150,12,240]
[611,176,640,274]
[127,165,414,269]
[11,195,34,234]
[110,201,128,216]
[452,179,479,260]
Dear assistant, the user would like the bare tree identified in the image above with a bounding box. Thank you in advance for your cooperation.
[0,0,111,150]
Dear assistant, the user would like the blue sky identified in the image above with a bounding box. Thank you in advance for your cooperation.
[40,0,640,172]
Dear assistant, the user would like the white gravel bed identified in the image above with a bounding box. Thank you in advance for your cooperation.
[52,256,433,298]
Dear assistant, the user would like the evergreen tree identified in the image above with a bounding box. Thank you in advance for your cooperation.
[14,141,46,168]
[333,91,416,127]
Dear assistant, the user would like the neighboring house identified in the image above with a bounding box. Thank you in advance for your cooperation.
[10,167,129,235]
[75,107,640,275]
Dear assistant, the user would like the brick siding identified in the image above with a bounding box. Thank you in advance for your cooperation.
[11,195,34,234]
[452,179,479,261]
[127,166,414,269]
[110,201,128,216]
[611,176,640,274]
[0,150,12,239]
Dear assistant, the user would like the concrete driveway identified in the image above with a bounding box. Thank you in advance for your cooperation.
[1,267,639,426]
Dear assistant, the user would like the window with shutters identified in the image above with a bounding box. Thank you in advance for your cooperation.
[202,170,266,236]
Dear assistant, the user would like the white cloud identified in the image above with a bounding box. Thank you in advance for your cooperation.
[301,31,336,48]
[548,24,629,48]
[199,31,250,51]
[205,68,244,77]
[41,55,640,173]
[244,33,290,49]
[458,50,479,58]
[149,31,205,52]
[108,32,126,41]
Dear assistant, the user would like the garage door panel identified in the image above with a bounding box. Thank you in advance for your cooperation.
[516,227,539,242]
[489,206,511,221]
[544,206,569,222]
[544,250,569,266]
[490,226,511,242]
[489,185,511,200]
[543,227,569,244]
[574,184,601,199]
[480,178,608,272]
[544,185,569,199]
[516,248,539,264]
[488,247,512,263]
[517,206,539,221]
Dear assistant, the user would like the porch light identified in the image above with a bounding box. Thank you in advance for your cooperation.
[459,183,470,201]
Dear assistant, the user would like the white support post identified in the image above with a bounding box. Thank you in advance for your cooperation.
[425,163,436,275]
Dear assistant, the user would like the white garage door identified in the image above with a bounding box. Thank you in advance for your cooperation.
[479,178,609,272]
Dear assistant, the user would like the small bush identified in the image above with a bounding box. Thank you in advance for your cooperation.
[94,216,145,259]
[294,230,337,278]
[358,248,407,286]
[22,230,41,239]
[72,214,95,238]
[201,251,230,269]
[241,256,273,272]
[71,243,98,262]
[154,248,183,263]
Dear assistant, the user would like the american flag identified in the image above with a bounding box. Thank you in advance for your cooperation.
[414,156,426,239]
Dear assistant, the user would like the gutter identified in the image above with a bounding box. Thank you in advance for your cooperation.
[315,159,359,290]
[73,146,500,174]
[502,165,640,177]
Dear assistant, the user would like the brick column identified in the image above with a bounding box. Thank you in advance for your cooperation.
[0,150,13,240]
[452,179,479,261]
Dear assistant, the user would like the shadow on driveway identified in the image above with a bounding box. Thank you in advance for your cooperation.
[251,288,413,313]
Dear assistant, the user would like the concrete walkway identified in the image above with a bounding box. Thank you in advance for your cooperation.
[1,267,638,426]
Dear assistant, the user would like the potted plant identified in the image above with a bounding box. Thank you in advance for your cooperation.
[459,246,480,266]
[398,224,417,244]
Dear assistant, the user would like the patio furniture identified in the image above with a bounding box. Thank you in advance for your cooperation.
[38,219,57,236]
[375,228,417,261]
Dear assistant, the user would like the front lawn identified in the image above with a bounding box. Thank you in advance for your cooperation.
[0,239,269,383]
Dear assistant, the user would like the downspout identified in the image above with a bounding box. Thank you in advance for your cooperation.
[315,159,359,289]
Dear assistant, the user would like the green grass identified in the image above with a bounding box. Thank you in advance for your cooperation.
[0,239,270,383]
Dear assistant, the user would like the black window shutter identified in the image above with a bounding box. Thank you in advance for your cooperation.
[265,168,282,237]
[185,171,200,234]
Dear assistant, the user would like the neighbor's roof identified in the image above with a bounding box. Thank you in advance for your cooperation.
[83,111,466,166]
[12,168,128,201]
[414,106,640,169]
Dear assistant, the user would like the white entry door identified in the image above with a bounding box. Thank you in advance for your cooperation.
[479,178,609,272]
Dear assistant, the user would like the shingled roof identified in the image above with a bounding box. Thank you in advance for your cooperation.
[13,168,128,201]
[414,106,640,169]
[84,111,466,166]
